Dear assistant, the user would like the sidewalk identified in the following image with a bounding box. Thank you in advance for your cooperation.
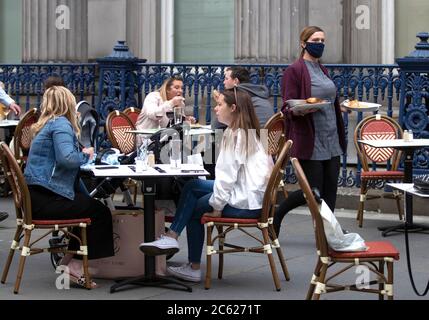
[1,195,428,300]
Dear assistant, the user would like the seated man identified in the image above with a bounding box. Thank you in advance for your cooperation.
[213,66,274,129]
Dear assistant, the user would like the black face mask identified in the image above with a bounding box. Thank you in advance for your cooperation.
[305,42,325,59]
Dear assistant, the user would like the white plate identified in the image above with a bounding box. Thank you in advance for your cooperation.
[286,99,331,113]
[342,100,381,112]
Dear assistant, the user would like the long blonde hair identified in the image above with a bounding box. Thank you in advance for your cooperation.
[31,86,80,137]
[159,75,183,101]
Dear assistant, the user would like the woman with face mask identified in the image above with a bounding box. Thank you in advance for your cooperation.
[274,26,347,236]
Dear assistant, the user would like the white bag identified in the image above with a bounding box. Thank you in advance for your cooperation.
[320,201,368,252]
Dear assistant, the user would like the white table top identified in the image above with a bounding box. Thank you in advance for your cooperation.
[359,139,429,148]
[0,120,19,127]
[89,163,210,178]
[127,127,214,136]
[387,183,429,198]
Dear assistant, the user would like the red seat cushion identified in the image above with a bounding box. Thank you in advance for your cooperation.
[201,217,259,225]
[329,241,400,260]
[361,171,404,179]
[33,218,91,226]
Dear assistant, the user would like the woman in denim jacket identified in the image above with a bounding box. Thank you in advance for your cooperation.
[24,86,114,288]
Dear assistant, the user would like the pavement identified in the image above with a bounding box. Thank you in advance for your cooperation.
[1,194,429,302]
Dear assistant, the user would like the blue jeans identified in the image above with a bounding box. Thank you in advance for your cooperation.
[169,179,261,264]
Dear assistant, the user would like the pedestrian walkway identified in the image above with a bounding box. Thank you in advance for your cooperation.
[0,195,428,301]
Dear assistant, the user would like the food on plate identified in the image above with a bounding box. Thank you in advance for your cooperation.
[306,97,323,104]
[349,99,360,108]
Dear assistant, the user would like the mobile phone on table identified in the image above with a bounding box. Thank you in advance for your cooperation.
[96,166,119,170]
[181,169,205,173]
[154,166,166,173]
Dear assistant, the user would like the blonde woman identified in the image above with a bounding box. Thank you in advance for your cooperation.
[24,86,114,288]
[136,75,186,129]
[139,88,274,282]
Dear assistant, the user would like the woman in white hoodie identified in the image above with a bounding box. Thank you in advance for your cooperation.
[139,88,274,282]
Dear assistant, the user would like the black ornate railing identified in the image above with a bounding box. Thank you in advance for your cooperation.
[2,62,427,187]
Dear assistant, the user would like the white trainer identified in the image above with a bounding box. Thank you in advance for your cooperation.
[139,235,179,256]
[168,263,201,282]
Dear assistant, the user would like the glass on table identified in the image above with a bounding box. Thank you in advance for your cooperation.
[169,137,182,169]
[0,104,10,123]
[155,108,164,129]
[174,107,184,125]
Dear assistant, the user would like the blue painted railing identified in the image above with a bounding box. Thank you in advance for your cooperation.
[2,62,427,187]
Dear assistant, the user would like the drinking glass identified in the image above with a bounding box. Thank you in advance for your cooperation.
[1,104,10,123]
[155,109,164,129]
[173,107,184,125]
[169,138,182,169]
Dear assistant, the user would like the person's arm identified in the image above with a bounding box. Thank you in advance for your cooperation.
[51,118,88,168]
[0,87,21,116]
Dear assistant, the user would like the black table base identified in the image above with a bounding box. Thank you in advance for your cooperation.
[110,274,192,293]
[378,223,429,237]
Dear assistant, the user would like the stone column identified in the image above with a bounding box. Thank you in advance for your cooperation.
[126,0,161,62]
[22,0,88,62]
[343,0,382,64]
[235,0,309,63]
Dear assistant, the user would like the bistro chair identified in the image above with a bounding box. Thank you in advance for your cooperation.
[0,142,92,294]
[354,115,404,227]
[105,110,138,204]
[291,157,400,300]
[13,108,39,168]
[201,140,293,291]
[105,110,137,155]
[264,111,288,198]
[123,107,141,126]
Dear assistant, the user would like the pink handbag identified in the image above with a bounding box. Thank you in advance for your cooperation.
[89,209,166,279]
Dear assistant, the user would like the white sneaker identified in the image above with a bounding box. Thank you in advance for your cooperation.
[139,235,179,256]
[168,263,201,282]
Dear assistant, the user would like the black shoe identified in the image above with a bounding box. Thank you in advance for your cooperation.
[0,212,9,222]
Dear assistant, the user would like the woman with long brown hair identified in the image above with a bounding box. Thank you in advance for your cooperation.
[139,88,274,282]
[24,86,114,288]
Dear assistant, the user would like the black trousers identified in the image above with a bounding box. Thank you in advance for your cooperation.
[274,156,340,236]
[29,185,114,260]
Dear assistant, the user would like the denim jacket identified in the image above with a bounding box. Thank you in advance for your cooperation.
[24,116,89,200]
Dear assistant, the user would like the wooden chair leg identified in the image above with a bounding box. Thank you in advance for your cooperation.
[358,180,368,228]
[393,190,403,221]
[262,228,281,291]
[204,224,213,290]
[378,260,385,300]
[312,263,328,300]
[216,226,224,280]
[268,224,290,281]
[1,226,23,284]
[387,261,394,300]
[14,230,31,294]
[80,226,92,290]
[306,259,322,300]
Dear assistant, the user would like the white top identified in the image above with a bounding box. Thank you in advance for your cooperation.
[88,163,209,178]
[209,129,274,211]
[0,120,19,127]
[136,91,183,129]
[359,139,429,148]
[387,183,429,198]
